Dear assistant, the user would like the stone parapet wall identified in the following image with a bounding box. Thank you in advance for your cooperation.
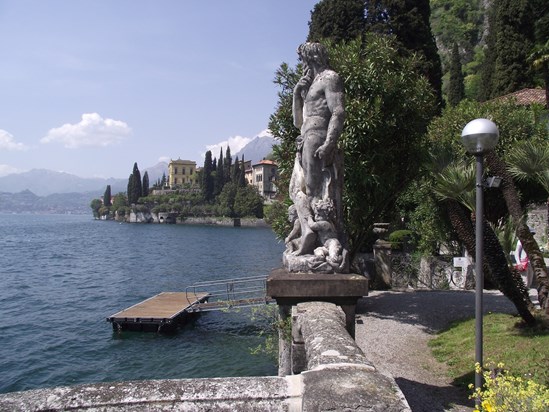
[0,301,410,411]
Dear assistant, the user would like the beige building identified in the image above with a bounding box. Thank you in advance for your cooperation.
[168,159,197,187]
[251,159,278,199]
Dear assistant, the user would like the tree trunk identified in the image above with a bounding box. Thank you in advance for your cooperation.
[486,151,549,314]
[445,200,494,288]
[480,217,536,325]
[446,200,536,325]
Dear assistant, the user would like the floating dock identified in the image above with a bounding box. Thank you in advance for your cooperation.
[107,292,209,333]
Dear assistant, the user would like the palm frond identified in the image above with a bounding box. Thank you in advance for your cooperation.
[507,140,549,182]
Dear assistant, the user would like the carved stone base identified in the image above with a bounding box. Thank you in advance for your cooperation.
[282,250,349,274]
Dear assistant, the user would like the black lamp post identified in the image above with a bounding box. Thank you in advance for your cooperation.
[460,118,499,400]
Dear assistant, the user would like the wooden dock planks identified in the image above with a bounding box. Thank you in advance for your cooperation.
[107,292,209,332]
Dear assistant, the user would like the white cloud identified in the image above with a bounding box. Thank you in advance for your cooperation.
[41,113,131,148]
[0,129,29,151]
[0,164,23,177]
[158,156,171,164]
[205,135,252,159]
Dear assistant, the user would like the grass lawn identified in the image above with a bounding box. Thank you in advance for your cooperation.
[429,312,549,387]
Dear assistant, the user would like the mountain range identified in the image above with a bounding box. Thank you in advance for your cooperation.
[0,134,277,213]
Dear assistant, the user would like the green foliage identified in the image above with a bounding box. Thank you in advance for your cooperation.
[396,180,455,255]
[492,0,535,97]
[264,201,292,241]
[201,150,214,202]
[365,0,443,108]
[388,229,415,250]
[127,162,143,205]
[90,198,102,218]
[142,171,149,197]
[233,185,264,218]
[333,36,438,253]
[448,43,465,107]
[427,99,548,162]
[307,0,365,43]
[217,182,264,218]
[103,185,112,207]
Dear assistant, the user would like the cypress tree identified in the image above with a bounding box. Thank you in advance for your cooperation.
[216,148,225,196]
[103,185,112,207]
[131,162,142,202]
[142,171,149,197]
[239,155,246,187]
[481,0,536,100]
[232,156,240,183]
[364,0,443,109]
[307,0,365,43]
[224,146,232,184]
[448,43,465,107]
[160,172,167,188]
[202,150,214,202]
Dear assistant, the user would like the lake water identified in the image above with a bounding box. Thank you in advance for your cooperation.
[0,214,284,394]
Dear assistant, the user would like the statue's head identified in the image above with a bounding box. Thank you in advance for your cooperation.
[288,204,297,222]
[297,42,329,67]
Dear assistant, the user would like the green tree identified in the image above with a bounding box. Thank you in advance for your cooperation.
[142,172,149,197]
[432,159,535,325]
[448,42,465,107]
[217,181,238,216]
[90,198,102,218]
[364,0,443,109]
[224,146,232,184]
[103,185,112,207]
[528,40,549,107]
[215,147,225,196]
[507,140,549,313]
[234,185,264,218]
[232,155,241,184]
[201,150,214,202]
[482,0,535,99]
[424,99,549,315]
[127,162,142,205]
[307,0,365,43]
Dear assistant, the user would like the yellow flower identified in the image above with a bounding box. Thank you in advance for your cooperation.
[481,400,494,412]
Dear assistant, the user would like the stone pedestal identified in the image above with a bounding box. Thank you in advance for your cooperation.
[267,268,369,376]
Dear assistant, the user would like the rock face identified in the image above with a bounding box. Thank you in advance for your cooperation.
[283,42,349,274]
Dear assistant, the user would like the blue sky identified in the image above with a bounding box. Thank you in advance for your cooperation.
[0,0,318,178]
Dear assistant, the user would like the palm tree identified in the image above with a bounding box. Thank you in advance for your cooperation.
[506,140,549,314]
[434,159,536,324]
[528,40,549,107]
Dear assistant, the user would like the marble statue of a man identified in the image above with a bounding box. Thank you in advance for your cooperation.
[283,42,349,274]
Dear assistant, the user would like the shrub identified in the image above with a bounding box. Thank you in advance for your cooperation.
[388,230,415,250]
[470,362,549,412]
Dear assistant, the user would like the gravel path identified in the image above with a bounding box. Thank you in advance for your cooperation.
[354,290,520,412]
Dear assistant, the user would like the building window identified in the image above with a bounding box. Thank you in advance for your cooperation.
[174,167,178,175]
[182,168,186,175]
[256,174,263,182]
